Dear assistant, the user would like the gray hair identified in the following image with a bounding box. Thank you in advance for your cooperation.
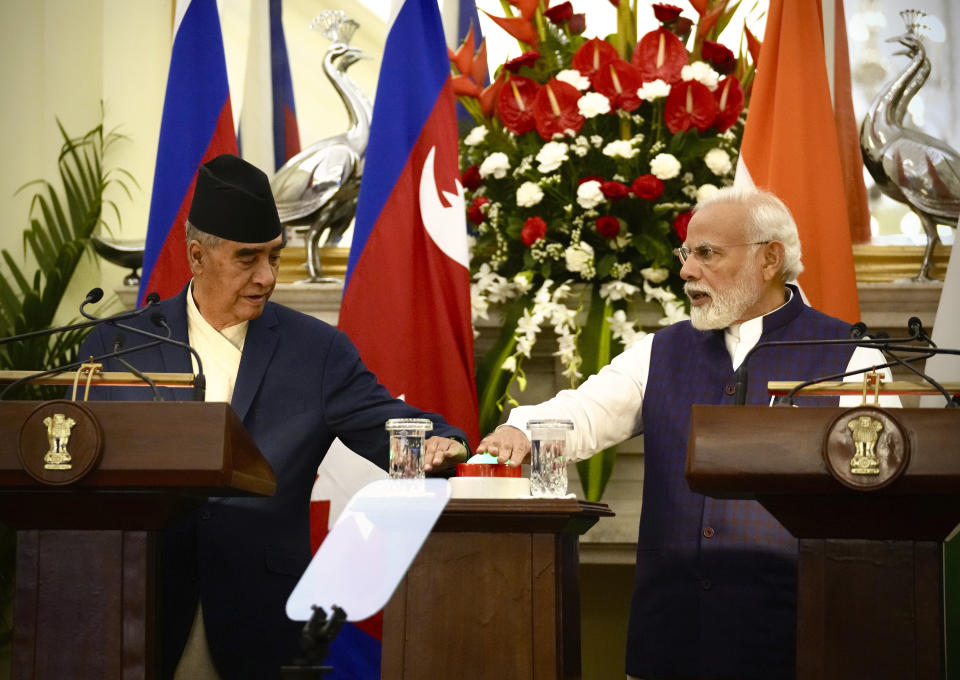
[694,186,804,282]
[184,220,223,250]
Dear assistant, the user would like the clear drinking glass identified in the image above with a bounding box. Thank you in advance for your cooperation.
[385,418,433,479]
[527,419,574,498]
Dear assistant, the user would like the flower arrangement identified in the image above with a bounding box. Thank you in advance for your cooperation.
[451,0,759,498]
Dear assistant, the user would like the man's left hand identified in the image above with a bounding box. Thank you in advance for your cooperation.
[423,436,468,472]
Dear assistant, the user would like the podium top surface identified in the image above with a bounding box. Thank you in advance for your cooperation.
[0,400,275,496]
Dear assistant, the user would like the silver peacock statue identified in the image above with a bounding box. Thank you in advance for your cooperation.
[860,9,960,281]
[271,10,373,282]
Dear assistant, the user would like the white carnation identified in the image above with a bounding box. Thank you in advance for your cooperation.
[650,153,681,180]
[564,241,595,276]
[464,125,488,146]
[577,92,611,118]
[516,181,544,208]
[637,79,670,101]
[696,183,719,203]
[704,148,732,176]
[536,141,569,173]
[603,139,639,159]
[479,152,510,179]
[681,61,719,91]
[576,180,605,209]
[556,69,590,91]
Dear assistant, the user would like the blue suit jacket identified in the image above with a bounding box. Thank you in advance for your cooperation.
[78,286,466,679]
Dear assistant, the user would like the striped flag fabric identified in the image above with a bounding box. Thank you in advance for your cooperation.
[138,0,237,304]
[238,0,301,174]
[339,0,481,447]
[734,0,864,323]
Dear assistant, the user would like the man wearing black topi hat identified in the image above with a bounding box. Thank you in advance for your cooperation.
[77,154,468,679]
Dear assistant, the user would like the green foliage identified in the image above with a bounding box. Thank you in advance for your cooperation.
[0,119,134,659]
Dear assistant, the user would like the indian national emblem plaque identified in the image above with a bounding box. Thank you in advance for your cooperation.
[18,400,103,486]
[823,406,910,491]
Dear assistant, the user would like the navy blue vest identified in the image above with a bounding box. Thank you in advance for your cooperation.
[627,288,854,679]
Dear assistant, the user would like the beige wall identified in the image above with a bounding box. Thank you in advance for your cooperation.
[0,0,385,321]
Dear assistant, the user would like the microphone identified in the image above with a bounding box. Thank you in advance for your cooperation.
[109,312,206,402]
[111,332,164,402]
[0,289,161,346]
[732,319,926,406]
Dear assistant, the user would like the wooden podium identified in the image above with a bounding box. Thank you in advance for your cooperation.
[381,498,613,680]
[0,401,275,680]
[686,405,960,680]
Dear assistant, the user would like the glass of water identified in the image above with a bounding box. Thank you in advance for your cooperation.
[527,419,574,498]
[385,418,433,479]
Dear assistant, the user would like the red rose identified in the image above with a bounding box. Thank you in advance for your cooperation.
[532,78,585,140]
[568,13,586,34]
[672,16,694,41]
[702,40,736,75]
[652,3,682,22]
[505,50,540,73]
[571,37,620,81]
[578,175,605,186]
[497,76,539,136]
[592,59,643,112]
[522,216,548,246]
[632,27,688,84]
[631,174,665,200]
[461,165,482,191]
[664,80,717,134]
[596,216,621,239]
[544,2,573,24]
[601,180,631,201]
[713,76,745,131]
[467,196,490,225]
[673,210,693,241]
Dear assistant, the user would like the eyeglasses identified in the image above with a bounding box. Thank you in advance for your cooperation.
[673,241,771,265]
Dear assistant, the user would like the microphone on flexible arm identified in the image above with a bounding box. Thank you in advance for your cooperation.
[0,289,162,347]
[731,319,926,406]
[107,312,206,402]
[111,332,163,402]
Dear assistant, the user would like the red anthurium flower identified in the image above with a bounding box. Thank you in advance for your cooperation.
[596,216,621,239]
[652,3,683,22]
[713,76,745,131]
[631,174,665,200]
[568,13,586,34]
[593,59,644,112]
[673,210,693,241]
[505,50,540,73]
[601,181,631,201]
[664,80,717,133]
[745,23,762,66]
[632,28,688,84]
[482,10,539,46]
[572,38,620,81]
[578,175,605,185]
[522,216,548,245]
[452,75,482,98]
[468,196,490,225]
[498,76,539,136]
[532,79,585,140]
[509,0,540,20]
[461,165,482,191]
[544,2,573,24]
[480,69,507,118]
[702,40,735,75]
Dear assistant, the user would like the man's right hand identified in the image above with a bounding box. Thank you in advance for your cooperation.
[476,425,531,468]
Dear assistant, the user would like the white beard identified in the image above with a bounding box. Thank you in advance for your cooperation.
[686,262,763,330]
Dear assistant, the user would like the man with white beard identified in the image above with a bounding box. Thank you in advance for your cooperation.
[476,187,890,680]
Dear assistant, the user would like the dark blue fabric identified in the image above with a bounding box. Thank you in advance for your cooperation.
[78,286,465,680]
[627,288,855,679]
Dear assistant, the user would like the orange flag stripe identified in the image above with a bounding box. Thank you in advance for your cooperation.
[738,0,861,323]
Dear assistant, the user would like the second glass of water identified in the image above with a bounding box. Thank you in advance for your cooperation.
[527,418,574,498]
[385,418,433,479]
